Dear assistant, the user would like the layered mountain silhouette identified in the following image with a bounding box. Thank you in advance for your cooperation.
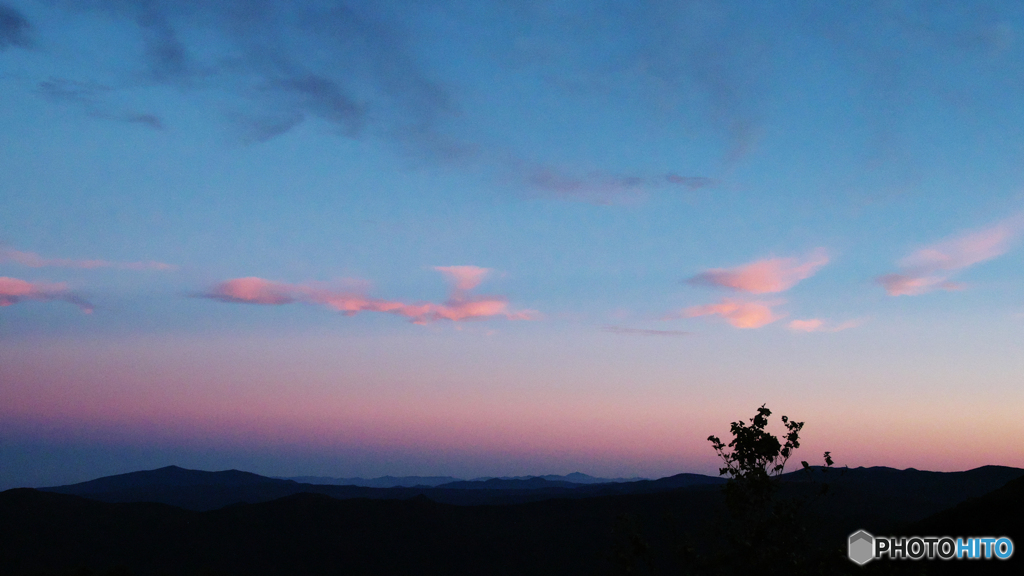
[282,475,461,488]
[281,471,640,488]
[40,466,726,510]
[1,464,1018,575]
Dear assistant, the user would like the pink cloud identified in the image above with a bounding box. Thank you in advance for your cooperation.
[201,268,538,325]
[876,274,963,297]
[205,277,297,305]
[901,223,1018,271]
[433,266,489,291]
[0,277,94,312]
[687,249,829,294]
[787,318,823,332]
[787,318,863,333]
[877,216,1024,296]
[0,247,176,271]
[311,291,534,325]
[674,298,782,329]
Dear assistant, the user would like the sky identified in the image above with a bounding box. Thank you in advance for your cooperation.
[2,0,1024,489]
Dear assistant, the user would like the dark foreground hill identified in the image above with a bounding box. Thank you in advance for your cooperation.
[905,474,1024,575]
[782,465,1024,540]
[4,465,1022,576]
[2,486,725,576]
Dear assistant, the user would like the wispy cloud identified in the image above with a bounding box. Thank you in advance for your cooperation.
[500,3,767,163]
[0,248,177,271]
[54,1,448,150]
[0,277,93,312]
[25,1,1022,205]
[602,326,691,337]
[687,249,829,294]
[433,266,489,291]
[665,175,716,189]
[44,2,719,203]
[199,268,538,325]
[0,2,31,50]
[875,275,963,297]
[787,318,863,333]
[523,165,717,204]
[669,298,782,329]
[203,277,297,306]
[36,78,164,129]
[877,216,1024,296]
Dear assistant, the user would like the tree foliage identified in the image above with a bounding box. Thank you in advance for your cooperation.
[697,404,839,575]
[708,404,805,515]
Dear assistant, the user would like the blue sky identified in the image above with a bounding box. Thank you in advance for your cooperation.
[1,1,1024,489]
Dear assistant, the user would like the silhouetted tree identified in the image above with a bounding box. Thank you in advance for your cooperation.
[708,403,806,518]
[684,404,837,575]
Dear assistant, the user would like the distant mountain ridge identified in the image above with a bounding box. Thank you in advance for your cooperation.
[40,466,721,510]
[469,472,645,484]
[435,477,583,490]
[279,471,643,488]
[51,465,293,493]
[38,464,1024,517]
[283,475,461,488]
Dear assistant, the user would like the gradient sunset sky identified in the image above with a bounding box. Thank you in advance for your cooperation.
[2,1,1024,489]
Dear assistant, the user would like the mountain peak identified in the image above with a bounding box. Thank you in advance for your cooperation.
[43,466,289,494]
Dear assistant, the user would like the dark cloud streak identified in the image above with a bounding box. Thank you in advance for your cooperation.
[272,74,365,137]
[0,2,30,49]
[60,1,453,154]
[493,1,769,163]
[135,7,190,82]
[36,1,1009,202]
[522,164,717,204]
[45,1,716,202]
[37,78,164,129]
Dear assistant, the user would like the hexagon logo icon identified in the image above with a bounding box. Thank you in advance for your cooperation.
[849,530,874,565]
